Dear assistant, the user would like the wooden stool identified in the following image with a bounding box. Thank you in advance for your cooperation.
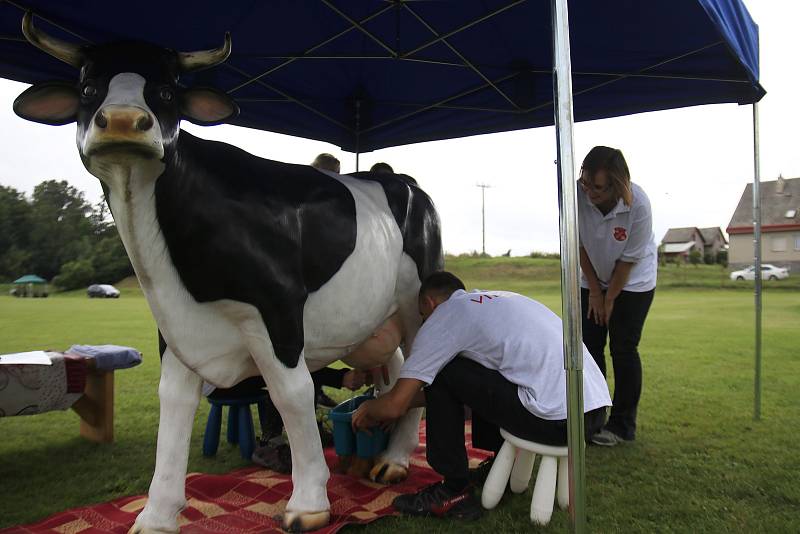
[203,394,268,460]
[481,428,569,525]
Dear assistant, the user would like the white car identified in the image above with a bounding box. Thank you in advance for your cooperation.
[87,284,121,298]
[730,264,789,281]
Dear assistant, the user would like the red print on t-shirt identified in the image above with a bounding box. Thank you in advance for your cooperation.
[613,227,628,241]
[470,294,498,304]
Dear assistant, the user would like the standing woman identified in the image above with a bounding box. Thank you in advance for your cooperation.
[577,146,657,446]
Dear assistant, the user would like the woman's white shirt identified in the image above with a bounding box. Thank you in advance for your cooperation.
[577,182,657,292]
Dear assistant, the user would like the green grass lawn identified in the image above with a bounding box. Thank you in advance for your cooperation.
[0,257,798,533]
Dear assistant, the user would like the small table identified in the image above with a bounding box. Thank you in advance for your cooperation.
[0,347,141,443]
[70,358,116,443]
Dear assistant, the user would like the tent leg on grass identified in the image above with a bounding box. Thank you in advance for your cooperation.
[550,0,586,532]
[751,102,762,421]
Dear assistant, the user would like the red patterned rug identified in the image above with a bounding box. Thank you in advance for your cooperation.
[3,424,490,534]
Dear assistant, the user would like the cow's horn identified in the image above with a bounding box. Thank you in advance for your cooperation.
[177,32,231,73]
[21,11,83,68]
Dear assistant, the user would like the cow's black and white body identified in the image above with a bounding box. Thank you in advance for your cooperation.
[14,14,442,533]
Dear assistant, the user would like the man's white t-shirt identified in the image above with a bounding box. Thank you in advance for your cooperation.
[578,182,657,292]
[399,290,611,420]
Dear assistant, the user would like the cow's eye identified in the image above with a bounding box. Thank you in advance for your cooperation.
[81,85,97,98]
[159,88,174,101]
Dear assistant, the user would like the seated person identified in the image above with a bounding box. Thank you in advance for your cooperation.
[249,366,368,472]
[352,272,611,520]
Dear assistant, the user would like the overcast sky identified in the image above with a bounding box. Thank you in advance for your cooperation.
[0,2,797,255]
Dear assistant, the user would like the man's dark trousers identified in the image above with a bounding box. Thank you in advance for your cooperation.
[580,287,654,441]
[424,357,605,490]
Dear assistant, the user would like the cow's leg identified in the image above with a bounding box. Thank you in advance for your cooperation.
[244,334,330,532]
[370,264,425,483]
[130,348,202,534]
[369,347,424,483]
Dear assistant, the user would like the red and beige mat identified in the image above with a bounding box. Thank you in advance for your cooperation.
[3,424,490,533]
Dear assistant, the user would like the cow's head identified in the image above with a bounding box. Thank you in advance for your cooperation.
[13,12,238,167]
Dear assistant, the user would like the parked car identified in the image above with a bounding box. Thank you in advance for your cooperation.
[730,264,790,281]
[87,284,121,298]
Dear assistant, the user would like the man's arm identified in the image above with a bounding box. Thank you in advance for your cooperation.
[352,378,425,431]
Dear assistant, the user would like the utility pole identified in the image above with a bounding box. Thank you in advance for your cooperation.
[476,183,491,255]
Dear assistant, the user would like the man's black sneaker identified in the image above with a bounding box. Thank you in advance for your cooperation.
[392,481,483,520]
[469,457,495,485]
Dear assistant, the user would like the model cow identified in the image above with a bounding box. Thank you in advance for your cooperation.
[13,13,442,533]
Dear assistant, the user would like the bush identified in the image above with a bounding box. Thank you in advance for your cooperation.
[689,249,702,266]
[704,252,715,265]
[529,251,561,260]
[716,249,728,267]
[52,258,95,290]
[456,250,491,258]
[91,236,133,283]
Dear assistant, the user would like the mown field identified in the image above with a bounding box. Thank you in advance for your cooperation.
[0,257,798,533]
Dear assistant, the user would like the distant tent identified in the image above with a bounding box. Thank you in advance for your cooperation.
[11,274,48,297]
[13,275,46,284]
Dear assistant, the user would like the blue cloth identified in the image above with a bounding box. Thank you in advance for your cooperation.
[67,344,142,371]
[0,1,764,152]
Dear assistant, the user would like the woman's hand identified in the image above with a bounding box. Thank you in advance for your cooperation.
[587,292,606,325]
[603,294,615,324]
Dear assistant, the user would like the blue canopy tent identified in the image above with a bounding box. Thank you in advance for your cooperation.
[0,1,765,530]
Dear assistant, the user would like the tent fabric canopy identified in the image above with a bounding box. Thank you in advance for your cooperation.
[0,0,763,153]
[12,275,46,284]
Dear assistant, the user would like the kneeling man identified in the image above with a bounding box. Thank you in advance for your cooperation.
[352,271,611,519]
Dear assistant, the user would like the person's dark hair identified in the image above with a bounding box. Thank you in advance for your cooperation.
[420,271,465,300]
[580,146,632,206]
[370,162,394,174]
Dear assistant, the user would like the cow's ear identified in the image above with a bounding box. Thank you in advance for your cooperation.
[13,81,79,125]
[180,87,239,125]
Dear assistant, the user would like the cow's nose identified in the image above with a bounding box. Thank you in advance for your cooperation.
[95,106,154,133]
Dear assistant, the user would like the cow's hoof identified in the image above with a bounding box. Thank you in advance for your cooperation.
[282,510,330,532]
[127,522,178,534]
[369,459,408,484]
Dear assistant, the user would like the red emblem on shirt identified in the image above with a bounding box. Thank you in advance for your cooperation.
[613,227,628,241]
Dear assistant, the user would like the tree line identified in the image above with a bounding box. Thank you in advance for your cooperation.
[0,180,133,289]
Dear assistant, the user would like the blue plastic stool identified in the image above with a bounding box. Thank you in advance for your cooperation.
[202,394,268,460]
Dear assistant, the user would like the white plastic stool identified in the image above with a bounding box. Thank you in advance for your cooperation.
[481,428,569,525]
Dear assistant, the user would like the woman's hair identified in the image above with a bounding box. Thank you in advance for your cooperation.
[580,146,632,206]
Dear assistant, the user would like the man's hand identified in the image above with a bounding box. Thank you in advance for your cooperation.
[352,399,381,433]
[351,378,425,433]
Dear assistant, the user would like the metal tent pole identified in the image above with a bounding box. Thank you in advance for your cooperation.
[355,99,361,172]
[550,0,586,532]
[752,103,762,420]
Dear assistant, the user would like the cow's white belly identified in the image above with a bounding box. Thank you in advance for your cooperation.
[303,173,405,369]
[102,163,404,386]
